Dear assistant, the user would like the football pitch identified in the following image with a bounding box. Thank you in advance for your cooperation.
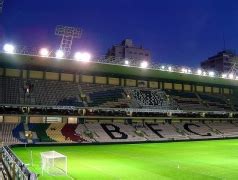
[12,139,238,180]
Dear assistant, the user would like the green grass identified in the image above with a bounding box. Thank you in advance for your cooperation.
[12,139,238,180]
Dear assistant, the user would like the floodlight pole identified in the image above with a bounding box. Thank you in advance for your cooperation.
[55,25,82,57]
[229,55,238,76]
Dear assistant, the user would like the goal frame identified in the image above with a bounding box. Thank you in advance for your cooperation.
[40,151,67,176]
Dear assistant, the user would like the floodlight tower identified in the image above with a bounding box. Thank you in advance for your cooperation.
[228,56,238,78]
[55,25,82,57]
[0,0,4,13]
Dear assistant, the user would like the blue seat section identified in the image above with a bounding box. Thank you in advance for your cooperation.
[198,93,231,111]
[28,123,36,131]
[27,123,40,143]
[57,97,84,107]
[89,88,124,106]
[12,123,27,143]
[228,95,238,110]
[28,123,54,142]
[199,94,225,104]
[165,90,207,110]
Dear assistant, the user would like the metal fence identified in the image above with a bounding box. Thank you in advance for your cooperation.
[2,146,37,180]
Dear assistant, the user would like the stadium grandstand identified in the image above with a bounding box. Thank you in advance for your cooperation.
[1,46,238,179]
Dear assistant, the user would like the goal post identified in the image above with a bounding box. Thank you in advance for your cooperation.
[41,151,67,176]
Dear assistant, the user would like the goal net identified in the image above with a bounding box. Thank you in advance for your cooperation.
[41,151,67,176]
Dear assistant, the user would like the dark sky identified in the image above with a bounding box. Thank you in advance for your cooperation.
[1,0,238,67]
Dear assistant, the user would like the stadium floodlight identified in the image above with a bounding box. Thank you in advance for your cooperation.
[168,66,172,71]
[236,76,238,80]
[161,65,165,70]
[3,44,15,54]
[55,50,64,59]
[222,73,227,78]
[39,48,49,57]
[181,68,186,73]
[208,71,215,77]
[187,69,191,73]
[140,61,148,68]
[125,60,129,65]
[181,68,189,74]
[202,71,207,76]
[229,73,234,79]
[81,52,91,62]
[74,52,82,61]
[197,69,202,75]
[74,52,91,62]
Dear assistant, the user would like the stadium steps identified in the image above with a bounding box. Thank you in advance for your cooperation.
[134,128,150,140]
[204,123,224,136]
[232,122,238,127]
[78,84,88,107]
[83,124,97,142]
[134,124,150,140]
[222,95,234,110]
[2,123,20,144]
[88,89,125,107]
[99,98,131,108]
[23,123,40,143]
[85,123,118,142]
[230,104,236,111]
[165,90,202,110]
[12,123,27,143]
[133,123,159,141]
[80,83,129,107]
[198,93,232,111]
[123,88,140,108]
[19,132,26,140]
[61,124,86,142]
[91,131,100,142]
[200,122,221,136]
[74,124,95,142]
[195,92,203,102]
[228,95,238,111]
[195,93,209,108]
[46,123,72,143]
[171,123,192,139]
[31,131,39,143]
[225,97,235,111]
[28,123,55,142]
[114,123,147,141]
[23,123,29,131]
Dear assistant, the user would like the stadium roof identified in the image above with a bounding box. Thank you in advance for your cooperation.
[0,53,238,87]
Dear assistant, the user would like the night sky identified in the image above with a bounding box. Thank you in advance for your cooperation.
[1,0,238,67]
